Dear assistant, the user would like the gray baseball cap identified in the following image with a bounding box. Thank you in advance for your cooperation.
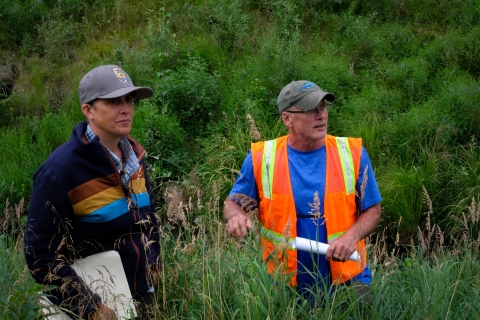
[278,80,336,113]
[79,65,153,105]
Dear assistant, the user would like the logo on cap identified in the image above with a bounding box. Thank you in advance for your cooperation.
[299,82,315,90]
[112,68,128,84]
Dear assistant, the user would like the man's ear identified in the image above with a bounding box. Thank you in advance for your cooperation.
[281,111,293,128]
[81,103,94,120]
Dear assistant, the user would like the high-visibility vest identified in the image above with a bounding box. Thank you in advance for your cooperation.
[251,135,367,286]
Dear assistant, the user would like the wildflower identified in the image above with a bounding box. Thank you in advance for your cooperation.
[308,191,323,226]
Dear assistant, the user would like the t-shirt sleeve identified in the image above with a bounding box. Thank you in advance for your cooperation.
[229,150,258,203]
[356,147,382,210]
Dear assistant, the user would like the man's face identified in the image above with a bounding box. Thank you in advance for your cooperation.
[82,93,135,142]
[282,100,329,149]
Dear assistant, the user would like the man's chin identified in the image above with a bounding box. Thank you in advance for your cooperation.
[315,130,327,139]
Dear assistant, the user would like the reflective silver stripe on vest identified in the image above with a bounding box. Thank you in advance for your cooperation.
[260,140,294,249]
[335,137,355,195]
[261,139,276,199]
[261,224,295,249]
[328,231,345,243]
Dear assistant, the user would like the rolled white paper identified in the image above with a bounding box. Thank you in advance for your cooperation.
[291,237,360,262]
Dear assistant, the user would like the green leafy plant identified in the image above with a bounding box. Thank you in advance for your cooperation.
[0,234,43,320]
[132,101,192,181]
[207,0,250,54]
[155,55,221,137]
[37,6,85,63]
[0,0,48,49]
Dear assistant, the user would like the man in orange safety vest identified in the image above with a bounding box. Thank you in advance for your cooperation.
[223,80,382,305]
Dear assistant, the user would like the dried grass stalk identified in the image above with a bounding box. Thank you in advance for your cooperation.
[246,114,261,141]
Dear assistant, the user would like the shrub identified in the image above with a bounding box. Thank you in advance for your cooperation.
[37,6,85,63]
[221,75,280,133]
[252,0,303,92]
[0,98,14,128]
[379,103,443,163]
[383,57,433,107]
[154,55,221,137]
[0,0,114,53]
[434,77,480,146]
[206,0,250,55]
[423,27,480,79]
[374,24,420,62]
[144,4,180,72]
[333,14,377,73]
[302,55,359,102]
[0,0,48,49]
[131,100,191,181]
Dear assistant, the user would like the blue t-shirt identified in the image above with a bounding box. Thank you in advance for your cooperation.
[229,143,382,295]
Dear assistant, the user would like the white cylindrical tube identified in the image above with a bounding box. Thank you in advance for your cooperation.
[292,237,360,262]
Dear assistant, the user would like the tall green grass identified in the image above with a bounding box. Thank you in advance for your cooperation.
[0,112,79,204]
[1,4,480,318]
[0,198,42,319]
[1,190,478,319]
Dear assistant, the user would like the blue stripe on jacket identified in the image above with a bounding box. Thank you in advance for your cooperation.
[78,192,151,222]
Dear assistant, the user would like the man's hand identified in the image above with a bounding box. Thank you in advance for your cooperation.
[223,197,253,238]
[92,304,117,320]
[326,203,381,262]
[325,232,358,262]
[226,213,252,238]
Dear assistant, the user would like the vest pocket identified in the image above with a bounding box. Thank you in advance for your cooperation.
[260,193,295,236]
[325,191,357,239]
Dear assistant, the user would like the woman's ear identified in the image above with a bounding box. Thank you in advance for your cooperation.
[81,103,94,120]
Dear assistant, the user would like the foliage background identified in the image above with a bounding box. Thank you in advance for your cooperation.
[0,0,479,319]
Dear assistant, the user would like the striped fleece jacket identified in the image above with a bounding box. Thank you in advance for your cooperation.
[24,121,161,319]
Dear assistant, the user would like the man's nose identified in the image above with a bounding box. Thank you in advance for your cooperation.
[314,108,325,119]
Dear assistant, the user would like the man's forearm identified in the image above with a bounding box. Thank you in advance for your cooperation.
[224,197,253,238]
[345,203,382,242]
[223,197,245,222]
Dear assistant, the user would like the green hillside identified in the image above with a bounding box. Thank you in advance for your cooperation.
[0,0,479,318]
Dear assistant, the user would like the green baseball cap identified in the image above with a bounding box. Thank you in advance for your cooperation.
[278,80,336,113]
[79,65,153,105]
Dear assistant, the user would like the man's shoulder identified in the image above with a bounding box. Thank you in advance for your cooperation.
[251,135,288,150]
[326,135,362,147]
[326,134,361,140]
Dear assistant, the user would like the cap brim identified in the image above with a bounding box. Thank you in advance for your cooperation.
[98,86,154,100]
[297,91,336,110]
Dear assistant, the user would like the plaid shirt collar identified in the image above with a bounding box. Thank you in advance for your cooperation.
[85,125,140,186]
